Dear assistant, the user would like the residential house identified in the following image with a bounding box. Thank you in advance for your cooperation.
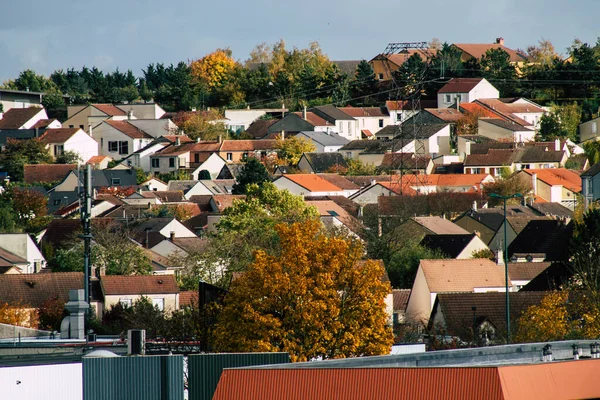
[245,119,278,139]
[273,174,347,197]
[375,123,451,158]
[508,219,574,262]
[305,199,362,237]
[23,164,77,185]
[385,99,438,125]
[508,262,552,290]
[224,108,286,133]
[581,162,600,206]
[475,98,545,130]
[40,128,98,163]
[400,216,470,238]
[420,233,490,259]
[295,131,349,153]
[429,292,547,343]
[191,153,227,180]
[87,155,112,169]
[409,108,464,126]
[405,259,510,324]
[369,50,435,81]
[316,174,360,198]
[392,289,411,324]
[0,272,88,327]
[51,169,137,192]
[338,106,392,135]
[140,177,168,192]
[267,112,326,137]
[150,141,200,174]
[437,78,499,108]
[0,89,45,112]
[478,119,535,143]
[0,234,46,273]
[0,248,31,274]
[131,218,197,246]
[454,204,540,248]
[516,168,581,209]
[309,106,360,141]
[217,140,278,163]
[452,38,528,67]
[119,137,182,172]
[297,153,348,174]
[216,163,244,180]
[378,153,434,174]
[93,120,155,159]
[464,146,567,176]
[115,103,166,120]
[580,116,600,142]
[167,180,214,200]
[0,106,49,130]
[63,104,130,133]
[338,140,395,166]
[101,275,179,313]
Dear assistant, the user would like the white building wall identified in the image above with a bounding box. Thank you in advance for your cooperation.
[0,363,82,400]
[0,234,45,273]
[157,220,197,238]
[192,153,226,180]
[64,130,98,164]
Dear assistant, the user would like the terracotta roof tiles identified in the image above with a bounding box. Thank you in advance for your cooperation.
[101,275,179,295]
[39,128,80,143]
[420,259,509,292]
[105,120,152,139]
[0,107,43,130]
[93,104,127,116]
[23,164,77,184]
[281,174,344,193]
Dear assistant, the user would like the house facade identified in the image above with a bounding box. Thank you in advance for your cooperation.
[437,78,499,109]
[40,128,98,164]
[94,120,154,159]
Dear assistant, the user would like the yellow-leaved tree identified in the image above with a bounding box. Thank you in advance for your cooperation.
[276,136,316,166]
[212,220,394,361]
[190,49,237,89]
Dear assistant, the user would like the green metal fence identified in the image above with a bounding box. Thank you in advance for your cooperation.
[188,353,290,400]
[83,355,184,400]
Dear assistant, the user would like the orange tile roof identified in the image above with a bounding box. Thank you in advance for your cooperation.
[292,111,333,127]
[453,43,527,63]
[105,120,153,139]
[524,168,581,192]
[424,108,464,122]
[101,275,179,295]
[219,140,279,151]
[179,290,198,307]
[438,78,485,93]
[459,102,499,118]
[420,259,509,292]
[93,104,127,116]
[87,155,111,164]
[282,174,344,193]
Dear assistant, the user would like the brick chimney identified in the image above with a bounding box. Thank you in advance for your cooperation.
[495,37,505,46]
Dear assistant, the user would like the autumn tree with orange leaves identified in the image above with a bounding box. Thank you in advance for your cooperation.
[212,220,394,361]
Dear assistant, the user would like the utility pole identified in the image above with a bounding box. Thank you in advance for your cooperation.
[80,164,93,327]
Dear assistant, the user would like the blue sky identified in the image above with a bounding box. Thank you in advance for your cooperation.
[0,0,598,83]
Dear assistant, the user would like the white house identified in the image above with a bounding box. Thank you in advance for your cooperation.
[294,131,349,153]
[120,141,170,171]
[309,105,361,141]
[126,119,177,138]
[580,116,600,142]
[93,120,154,159]
[224,108,286,133]
[114,103,166,120]
[0,234,46,273]
[376,123,451,158]
[273,174,347,197]
[191,153,227,180]
[40,128,98,164]
[478,119,535,143]
[63,104,130,133]
[0,106,49,130]
[141,177,168,192]
[338,107,393,135]
[437,78,499,109]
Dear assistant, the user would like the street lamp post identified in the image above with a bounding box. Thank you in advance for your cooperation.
[489,192,523,344]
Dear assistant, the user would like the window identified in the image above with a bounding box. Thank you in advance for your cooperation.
[54,144,64,156]
[340,123,344,133]
[226,153,232,161]
[69,125,74,128]
[108,141,118,152]
[151,158,160,168]
[152,298,165,311]
[456,94,462,102]
[444,94,452,104]
[118,141,128,155]
[242,152,249,160]
[194,153,200,163]
[111,178,121,185]
[79,125,85,130]
[260,151,267,158]
[169,157,175,168]
[346,152,352,158]
[348,122,352,134]
[53,199,61,205]
[378,119,384,128]
[120,299,132,308]
[378,73,384,80]
[101,138,104,147]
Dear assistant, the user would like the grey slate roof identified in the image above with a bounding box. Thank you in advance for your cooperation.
[581,162,600,178]
[339,140,394,154]
[300,153,348,173]
[310,105,355,123]
[297,131,349,147]
[378,123,449,140]
[167,180,200,193]
[481,118,529,131]
[0,129,38,146]
[73,169,137,188]
[420,234,479,258]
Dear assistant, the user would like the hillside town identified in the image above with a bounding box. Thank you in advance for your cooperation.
[2,36,600,399]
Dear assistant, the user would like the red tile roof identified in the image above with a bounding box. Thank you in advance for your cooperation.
[39,128,80,143]
[423,108,464,122]
[219,140,279,151]
[87,155,111,164]
[31,119,58,129]
[0,272,83,308]
[459,102,499,118]
[23,164,77,184]
[438,78,485,93]
[393,289,411,312]
[101,275,179,295]
[105,120,153,139]
[179,290,198,307]
[92,104,127,116]
[0,107,44,129]
[281,174,344,193]
[453,43,527,63]
[338,107,388,118]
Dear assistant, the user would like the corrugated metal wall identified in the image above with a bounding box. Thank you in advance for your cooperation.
[83,355,184,400]
[188,353,290,400]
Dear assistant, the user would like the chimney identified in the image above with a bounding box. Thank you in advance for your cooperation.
[531,173,537,195]
[495,37,505,46]
[176,136,181,146]
[218,135,223,144]
[495,249,504,266]
[280,130,285,141]
[473,230,481,238]
[554,138,560,151]
[191,107,197,112]
[196,137,201,143]
[302,106,307,120]
[370,179,377,186]
[127,110,133,120]
[59,289,88,339]
[465,141,471,156]
[88,124,93,137]
[456,96,460,111]
[170,231,175,241]
[472,200,478,212]
[0,112,3,120]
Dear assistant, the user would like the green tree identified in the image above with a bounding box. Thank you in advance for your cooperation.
[393,53,428,97]
[484,174,532,206]
[276,136,316,165]
[570,208,600,293]
[387,244,446,288]
[190,183,318,286]
[0,138,53,182]
[350,60,379,105]
[41,88,67,120]
[232,158,270,194]
[538,103,582,142]
[55,150,81,165]
[212,220,394,361]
